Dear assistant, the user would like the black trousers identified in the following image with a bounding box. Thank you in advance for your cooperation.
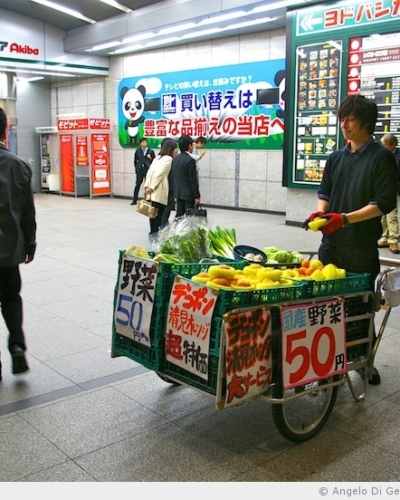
[0,266,26,352]
[175,199,194,219]
[160,192,175,227]
[133,168,147,202]
[149,201,165,234]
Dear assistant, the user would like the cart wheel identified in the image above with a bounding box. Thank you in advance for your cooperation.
[271,377,338,442]
[156,372,180,385]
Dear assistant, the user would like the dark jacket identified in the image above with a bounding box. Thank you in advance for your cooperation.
[134,146,155,174]
[0,143,37,266]
[172,152,200,201]
[318,140,397,248]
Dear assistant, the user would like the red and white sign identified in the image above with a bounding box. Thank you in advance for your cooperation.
[224,306,272,408]
[58,119,89,131]
[59,134,74,193]
[165,277,217,380]
[281,299,347,389]
[76,136,89,166]
[91,133,111,194]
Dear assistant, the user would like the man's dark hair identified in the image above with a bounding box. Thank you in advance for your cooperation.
[195,136,207,145]
[139,137,148,144]
[0,108,7,137]
[178,135,193,152]
[338,94,378,135]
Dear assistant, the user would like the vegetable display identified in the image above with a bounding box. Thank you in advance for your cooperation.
[208,226,237,259]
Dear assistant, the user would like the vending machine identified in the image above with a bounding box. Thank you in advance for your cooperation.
[57,118,112,197]
[35,126,60,191]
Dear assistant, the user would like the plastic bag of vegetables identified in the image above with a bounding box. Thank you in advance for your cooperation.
[154,216,211,263]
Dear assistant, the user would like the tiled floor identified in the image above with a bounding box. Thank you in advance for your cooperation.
[1,193,400,482]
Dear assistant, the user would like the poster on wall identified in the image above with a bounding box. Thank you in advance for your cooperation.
[347,32,400,142]
[117,60,286,150]
[284,0,400,188]
[294,40,342,184]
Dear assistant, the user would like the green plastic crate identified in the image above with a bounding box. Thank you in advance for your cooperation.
[112,331,164,371]
[301,273,371,298]
[212,282,307,316]
[162,355,220,395]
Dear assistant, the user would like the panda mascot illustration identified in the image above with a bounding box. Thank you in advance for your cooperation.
[120,85,147,145]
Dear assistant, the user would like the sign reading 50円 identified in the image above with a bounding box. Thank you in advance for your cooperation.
[280,299,347,389]
[114,254,158,347]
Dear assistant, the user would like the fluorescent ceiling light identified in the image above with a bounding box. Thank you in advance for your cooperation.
[24,77,45,82]
[111,44,144,55]
[30,0,96,24]
[86,41,121,52]
[144,37,180,48]
[157,22,197,35]
[97,0,132,13]
[122,32,155,44]
[198,11,245,26]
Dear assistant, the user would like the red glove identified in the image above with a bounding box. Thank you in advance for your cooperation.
[302,211,325,230]
[321,213,345,234]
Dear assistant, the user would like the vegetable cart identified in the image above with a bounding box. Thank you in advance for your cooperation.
[112,251,400,443]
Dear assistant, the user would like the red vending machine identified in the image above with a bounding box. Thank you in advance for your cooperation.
[58,118,112,197]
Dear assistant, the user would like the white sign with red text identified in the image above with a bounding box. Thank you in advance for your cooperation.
[165,277,217,380]
[223,306,273,408]
[280,299,347,389]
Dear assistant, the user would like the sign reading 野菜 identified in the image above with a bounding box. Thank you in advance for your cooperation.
[280,299,347,390]
[114,254,158,347]
[117,60,286,149]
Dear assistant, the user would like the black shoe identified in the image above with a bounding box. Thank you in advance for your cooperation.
[131,200,137,205]
[11,346,29,375]
[357,367,381,385]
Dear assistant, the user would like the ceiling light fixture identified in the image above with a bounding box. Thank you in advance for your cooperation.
[180,28,222,41]
[157,22,197,36]
[13,68,77,77]
[29,0,96,24]
[86,41,121,52]
[122,32,155,44]
[97,0,132,13]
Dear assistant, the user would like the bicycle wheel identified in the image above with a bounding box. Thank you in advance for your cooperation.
[271,377,338,442]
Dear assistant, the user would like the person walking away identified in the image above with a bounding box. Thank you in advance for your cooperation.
[377,133,400,254]
[131,138,155,205]
[172,135,201,219]
[144,139,176,239]
[303,94,398,385]
[0,107,37,380]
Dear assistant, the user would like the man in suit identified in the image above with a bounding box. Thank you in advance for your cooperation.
[131,138,155,205]
[172,135,201,218]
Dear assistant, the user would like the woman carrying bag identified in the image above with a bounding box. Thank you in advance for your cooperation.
[144,138,177,239]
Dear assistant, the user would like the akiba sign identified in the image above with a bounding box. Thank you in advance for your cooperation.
[0,40,40,57]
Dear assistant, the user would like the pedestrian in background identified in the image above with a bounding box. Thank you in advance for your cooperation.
[303,94,398,385]
[172,135,201,219]
[144,138,177,239]
[0,107,37,380]
[131,138,155,205]
[377,133,400,254]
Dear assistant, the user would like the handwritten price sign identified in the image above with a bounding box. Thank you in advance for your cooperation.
[114,254,158,347]
[280,299,347,389]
